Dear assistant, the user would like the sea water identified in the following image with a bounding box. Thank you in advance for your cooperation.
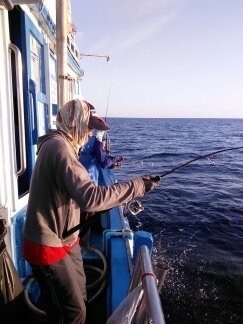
[107,118,243,324]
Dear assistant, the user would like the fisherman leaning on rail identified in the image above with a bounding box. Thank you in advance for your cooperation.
[79,122,124,184]
[23,98,159,324]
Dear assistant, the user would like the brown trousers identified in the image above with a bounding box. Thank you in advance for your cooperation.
[31,245,86,324]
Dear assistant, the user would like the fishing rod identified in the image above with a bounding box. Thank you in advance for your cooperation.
[153,146,243,181]
[124,146,243,217]
[103,86,111,153]
[66,147,243,223]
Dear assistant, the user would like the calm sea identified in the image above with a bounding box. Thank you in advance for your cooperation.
[106,118,243,324]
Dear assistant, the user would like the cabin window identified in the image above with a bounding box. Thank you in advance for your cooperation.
[30,34,45,93]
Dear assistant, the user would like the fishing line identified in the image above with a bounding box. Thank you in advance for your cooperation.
[122,158,170,168]
[104,85,110,123]
[153,146,243,181]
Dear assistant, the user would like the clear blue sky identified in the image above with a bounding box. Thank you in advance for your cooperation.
[71,0,243,118]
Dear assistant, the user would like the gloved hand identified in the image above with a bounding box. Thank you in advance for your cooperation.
[93,129,105,142]
[141,175,159,194]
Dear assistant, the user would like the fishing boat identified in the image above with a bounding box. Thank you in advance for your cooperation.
[0,1,167,323]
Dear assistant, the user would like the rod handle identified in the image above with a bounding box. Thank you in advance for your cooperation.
[151,175,162,182]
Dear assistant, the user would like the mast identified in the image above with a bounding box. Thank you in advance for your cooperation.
[56,0,68,108]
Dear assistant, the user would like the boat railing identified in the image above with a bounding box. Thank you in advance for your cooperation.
[107,244,169,324]
[129,245,168,324]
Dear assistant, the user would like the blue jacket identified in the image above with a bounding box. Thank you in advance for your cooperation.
[79,136,122,184]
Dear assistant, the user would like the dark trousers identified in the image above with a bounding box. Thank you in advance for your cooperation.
[31,245,86,324]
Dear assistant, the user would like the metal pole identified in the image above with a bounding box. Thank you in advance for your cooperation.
[128,245,166,324]
[139,246,166,324]
[56,0,68,108]
[128,249,142,293]
[154,263,170,294]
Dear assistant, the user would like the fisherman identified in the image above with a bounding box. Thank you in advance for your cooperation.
[79,113,124,184]
[22,98,159,324]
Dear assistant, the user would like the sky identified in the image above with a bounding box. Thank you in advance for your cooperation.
[71,0,243,118]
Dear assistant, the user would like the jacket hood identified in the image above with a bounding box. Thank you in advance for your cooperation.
[37,130,69,155]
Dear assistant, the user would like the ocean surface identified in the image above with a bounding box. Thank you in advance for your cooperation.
[106,118,243,324]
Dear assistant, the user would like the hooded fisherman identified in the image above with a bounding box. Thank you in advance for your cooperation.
[23,99,159,324]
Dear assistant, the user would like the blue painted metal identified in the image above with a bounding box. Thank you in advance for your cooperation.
[99,168,133,315]
[12,208,31,279]
[9,8,48,194]
[107,235,131,315]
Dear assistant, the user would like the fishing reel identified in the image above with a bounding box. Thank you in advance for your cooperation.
[123,199,144,216]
